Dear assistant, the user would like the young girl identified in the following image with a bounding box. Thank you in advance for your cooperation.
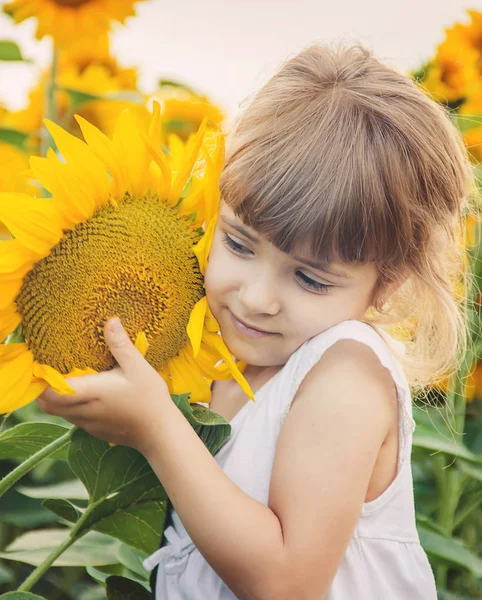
[38,42,472,599]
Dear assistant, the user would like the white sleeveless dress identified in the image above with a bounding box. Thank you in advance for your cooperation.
[143,320,438,599]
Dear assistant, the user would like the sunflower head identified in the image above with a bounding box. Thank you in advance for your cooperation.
[3,0,145,48]
[152,81,225,142]
[0,103,253,413]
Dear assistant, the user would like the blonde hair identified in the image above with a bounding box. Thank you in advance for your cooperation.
[220,42,475,389]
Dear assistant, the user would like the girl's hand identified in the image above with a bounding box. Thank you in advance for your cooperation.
[37,317,170,454]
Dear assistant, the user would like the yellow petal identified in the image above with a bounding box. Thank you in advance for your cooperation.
[203,330,254,400]
[32,363,75,395]
[45,119,110,204]
[0,303,22,343]
[0,194,63,256]
[193,215,217,275]
[75,114,126,200]
[168,120,207,205]
[13,380,49,413]
[135,331,149,357]
[0,277,23,311]
[178,182,204,220]
[0,221,11,240]
[65,366,98,377]
[168,347,212,404]
[50,159,98,223]
[205,303,221,332]
[143,134,172,201]
[0,238,37,275]
[200,132,223,225]
[30,154,55,195]
[148,100,162,147]
[186,296,207,358]
[112,109,150,199]
[0,343,35,414]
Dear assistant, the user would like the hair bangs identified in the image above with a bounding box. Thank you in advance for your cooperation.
[220,99,413,276]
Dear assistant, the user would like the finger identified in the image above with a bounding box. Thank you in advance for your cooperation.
[38,385,91,406]
[37,396,93,420]
[104,317,151,377]
[58,369,120,402]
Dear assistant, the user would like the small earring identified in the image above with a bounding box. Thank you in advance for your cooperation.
[376,298,385,312]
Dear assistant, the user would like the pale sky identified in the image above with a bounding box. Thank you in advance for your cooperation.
[0,0,477,119]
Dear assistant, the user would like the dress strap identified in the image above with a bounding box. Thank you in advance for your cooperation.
[280,320,415,460]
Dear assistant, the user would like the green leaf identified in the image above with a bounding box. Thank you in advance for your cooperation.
[61,88,144,111]
[116,543,149,581]
[412,428,482,463]
[0,422,70,460]
[80,494,167,554]
[418,525,482,577]
[42,498,83,523]
[18,479,88,500]
[436,589,482,600]
[67,429,168,554]
[61,88,101,109]
[6,322,24,343]
[0,41,30,62]
[451,113,482,134]
[158,79,197,95]
[0,562,13,585]
[457,460,482,483]
[86,564,149,590]
[0,529,120,567]
[0,127,29,150]
[106,576,151,600]
[416,514,447,536]
[172,395,231,456]
[0,593,47,599]
[0,488,57,528]
[68,432,166,503]
[64,401,230,555]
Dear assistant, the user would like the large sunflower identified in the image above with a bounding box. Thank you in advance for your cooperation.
[0,103,253,413]
[3,0,143,48]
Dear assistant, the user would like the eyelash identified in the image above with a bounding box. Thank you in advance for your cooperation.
[221,233,332,294]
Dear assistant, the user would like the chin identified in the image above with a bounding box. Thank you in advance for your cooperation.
[222,334,283,367]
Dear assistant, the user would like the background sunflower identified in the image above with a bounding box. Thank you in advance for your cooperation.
[3,0,144,48]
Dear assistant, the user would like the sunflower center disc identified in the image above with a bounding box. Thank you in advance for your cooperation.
[16,195,204,374]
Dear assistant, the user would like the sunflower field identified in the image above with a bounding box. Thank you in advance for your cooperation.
[0,3,481,599]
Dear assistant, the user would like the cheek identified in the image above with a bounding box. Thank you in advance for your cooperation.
[203,238,235,303]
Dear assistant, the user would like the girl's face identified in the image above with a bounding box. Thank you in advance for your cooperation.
[204,202,380,367]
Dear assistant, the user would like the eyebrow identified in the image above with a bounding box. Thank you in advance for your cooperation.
[220,215,259,243]
[220,214,352,279]
[291,256,352,279]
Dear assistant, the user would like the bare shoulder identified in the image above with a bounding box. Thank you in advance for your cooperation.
[267,339,399,596]
[292,337,398,424]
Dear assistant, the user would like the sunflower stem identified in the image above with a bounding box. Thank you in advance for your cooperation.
[41,43,59,158]
[18,486,106,591]
[0,425,77,498]
[17,529,76,592]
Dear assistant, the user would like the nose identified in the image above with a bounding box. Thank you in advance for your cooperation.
[238,277,281,316]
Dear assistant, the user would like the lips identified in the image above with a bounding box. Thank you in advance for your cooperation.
[230,311,276,335]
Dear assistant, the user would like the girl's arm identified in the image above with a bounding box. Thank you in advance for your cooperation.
[141,339,395,600]
[38,321,395,600]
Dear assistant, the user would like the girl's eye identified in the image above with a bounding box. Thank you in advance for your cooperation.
[222,233,253,255]
[296,271,332,293]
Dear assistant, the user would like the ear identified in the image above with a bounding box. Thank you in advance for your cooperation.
[372,271,408,311]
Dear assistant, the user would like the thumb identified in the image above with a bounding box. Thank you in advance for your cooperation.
[104,317,144,374]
